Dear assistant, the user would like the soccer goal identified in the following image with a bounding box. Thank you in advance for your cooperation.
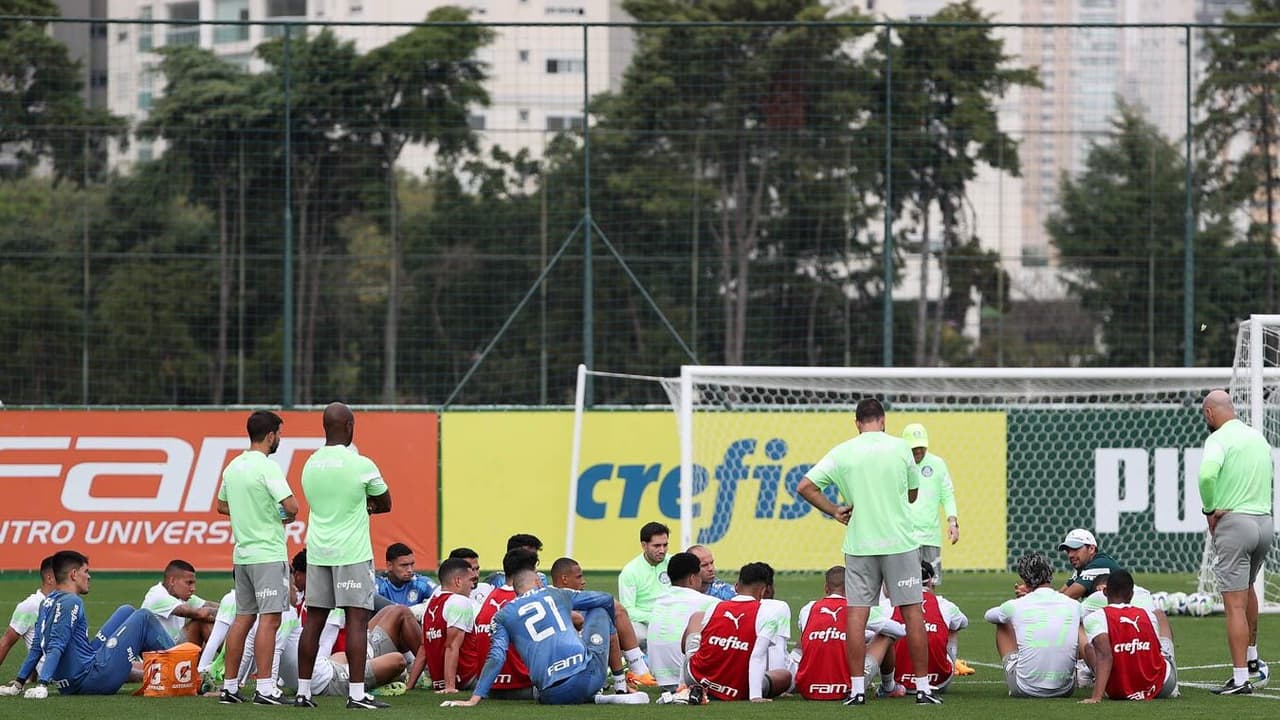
[1195,314,1280,612]
[569,363,1236,577]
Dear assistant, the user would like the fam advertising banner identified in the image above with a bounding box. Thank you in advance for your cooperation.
[441,411,1006,571]
[0,411,437,571]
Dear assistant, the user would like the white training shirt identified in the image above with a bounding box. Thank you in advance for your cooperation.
[649,586,720,685]
[984,587,1082,697]
[8,589,45,649]
[142,582,209,643]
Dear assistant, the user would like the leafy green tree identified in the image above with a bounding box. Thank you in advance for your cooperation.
[257,29,380,403]
[1048,103,1248,365]
[595,0,876,365]
[139,46,268,402]
[357,7,493,401]
[874,0,1038,365]
[1196,0,1280,309]
[0,0,126,183]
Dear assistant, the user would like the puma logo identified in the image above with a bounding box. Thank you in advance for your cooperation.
[427,605,439,622]
[489,599,503,612]
[818,607,841,623]
[1117,616,1141,631]
[723,610,746,630]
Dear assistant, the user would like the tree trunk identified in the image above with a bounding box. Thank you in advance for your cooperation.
[717,172,735,364]
[382,162,400,403]
[915,194,931,366]
[931,200,954,366]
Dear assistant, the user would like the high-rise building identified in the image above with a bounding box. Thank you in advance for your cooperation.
[55,0,111,109]
[104,0,635,167]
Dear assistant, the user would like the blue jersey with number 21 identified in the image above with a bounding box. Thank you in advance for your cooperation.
[474,587,615,697]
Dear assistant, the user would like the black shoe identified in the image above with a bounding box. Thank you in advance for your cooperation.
[346,695,390,709]
[254,690,288,705]
[688,683,706,705]
[293,695,318,708]
[916,691,944,705]
[842,693,866,705]
[1211,679,1254,695]
[218,689,248,704]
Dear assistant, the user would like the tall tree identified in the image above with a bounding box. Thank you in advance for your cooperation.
[1048,104,1246,365]
[1196,0,1280,310]
[257,29,379,403]
[875,0,1038,365]
[0,0,126,183]
[139,46,268,402]
[357,7,493,402]
[596,0,875,365]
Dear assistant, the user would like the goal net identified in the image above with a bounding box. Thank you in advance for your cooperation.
[569,364,1238,583]
[1196,315,1280,610]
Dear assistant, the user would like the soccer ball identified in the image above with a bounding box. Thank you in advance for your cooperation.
[1165,592,1188,615]
[1151,591,1168,613]
[1185,592,1213,617]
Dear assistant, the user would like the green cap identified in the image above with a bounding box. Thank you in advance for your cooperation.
[902,423,929,449]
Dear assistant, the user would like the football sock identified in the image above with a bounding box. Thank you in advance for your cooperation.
[297,679,311,699]
[915,675,932,694]
[613,672,627,691]
[257,678,276,695]
[850,676,865,695]
[623,648,649,676]
[1234,667,1249,685]
[349,681,365,701]
[1248,646,1259,662]
[223,679,239,694]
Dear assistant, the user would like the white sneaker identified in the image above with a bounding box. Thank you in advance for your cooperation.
[23,686,48,700]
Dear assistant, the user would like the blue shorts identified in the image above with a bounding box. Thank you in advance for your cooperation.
[536,608,611,705]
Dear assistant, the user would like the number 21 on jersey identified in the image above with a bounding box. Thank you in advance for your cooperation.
[519,597,570,641]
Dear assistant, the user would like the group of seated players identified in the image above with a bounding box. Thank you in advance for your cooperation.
[0,526,1197,704]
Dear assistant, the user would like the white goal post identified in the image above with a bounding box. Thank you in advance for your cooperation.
[568,363,1269,586]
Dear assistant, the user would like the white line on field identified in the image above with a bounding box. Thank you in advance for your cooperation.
[1178,681,1280,699]
[965,661,1003,669]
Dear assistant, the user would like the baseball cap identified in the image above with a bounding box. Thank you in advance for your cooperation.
[1058,528,1097,551]
[902,423,929,449]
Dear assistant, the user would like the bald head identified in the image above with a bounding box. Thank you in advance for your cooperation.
[323,402,354,445]
[1202,389,1236,432]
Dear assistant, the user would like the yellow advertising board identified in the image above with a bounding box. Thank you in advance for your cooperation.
[441,411,1006,571]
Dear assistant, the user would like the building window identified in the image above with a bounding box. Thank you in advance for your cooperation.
[546,5,584,15]
[518,49,529,63]
[349,1,363,13]
[518,109,529,123]
[138,5,153,51]
[467,114,486,130]
[90,22,108,38]
[166,1,200,47]
[546,58,584,74]
[138,140,154,163]
[90,70,109,88]
[214,0,250,43]
[546,115,584,131]
[266,0,307,16]
[138,64,156,108]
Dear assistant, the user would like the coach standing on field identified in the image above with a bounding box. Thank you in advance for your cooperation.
[294,402,393,709]
[1199,389,1274,696]
[796,398,940,706]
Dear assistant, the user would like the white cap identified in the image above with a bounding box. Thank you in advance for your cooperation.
[1058,528,1097,551]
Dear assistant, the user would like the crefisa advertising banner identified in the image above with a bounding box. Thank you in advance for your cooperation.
[0,411,437,571]
[442,411,1008,572]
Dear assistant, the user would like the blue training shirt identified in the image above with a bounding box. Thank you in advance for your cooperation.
[473,587,614,697]
[375,574,438,605]
[17,591,94,691]
[706,579,735,600]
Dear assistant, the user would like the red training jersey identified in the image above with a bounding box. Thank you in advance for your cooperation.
[472,586,531,690]
[892,591,953,687]
[1101,606,1166,701]
[796,597,850,700]
[689,599,761,701]
[297,595,346,654]
[421,591,484,689]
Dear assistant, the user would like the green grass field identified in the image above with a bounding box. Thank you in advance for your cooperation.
[0,570,1274,719]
